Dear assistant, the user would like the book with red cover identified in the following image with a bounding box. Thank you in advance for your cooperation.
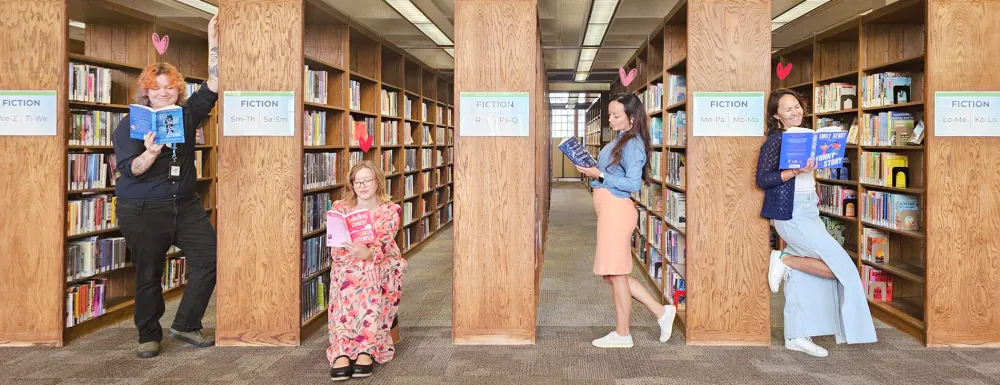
[326,209,376,247]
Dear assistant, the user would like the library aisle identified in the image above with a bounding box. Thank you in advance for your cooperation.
[0,184,997,384]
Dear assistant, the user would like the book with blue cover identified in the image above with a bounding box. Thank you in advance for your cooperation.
[558,136,597,168]
[779,127,849,169]
[128,104,185,145]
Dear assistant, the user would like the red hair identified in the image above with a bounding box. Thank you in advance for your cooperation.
[134,62,188,106]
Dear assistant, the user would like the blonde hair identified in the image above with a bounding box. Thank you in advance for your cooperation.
[135,62,188,107]
[342,160,392,207]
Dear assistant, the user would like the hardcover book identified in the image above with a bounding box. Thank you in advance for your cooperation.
[326,209,376,247]
[779,127,849,169]
[128,104,185,144]
[558,136,597,168]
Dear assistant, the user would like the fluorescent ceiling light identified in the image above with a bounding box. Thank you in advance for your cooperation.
[772,0,830,31]
[443,48,454,57]
[174,0,218,15]
[69,20,85,29]
[577,0,620,81]
[386,0,454,46]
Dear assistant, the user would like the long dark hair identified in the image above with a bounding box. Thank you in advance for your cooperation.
[765,88,808,136]
[608,93,652,182]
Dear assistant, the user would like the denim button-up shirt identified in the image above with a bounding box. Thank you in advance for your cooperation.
[589,133,646,198]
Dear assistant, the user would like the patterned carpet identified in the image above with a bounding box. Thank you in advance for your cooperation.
[2,184,999,384]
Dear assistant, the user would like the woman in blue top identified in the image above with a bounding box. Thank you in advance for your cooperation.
[756,88,877,357]
[576,93,676,349]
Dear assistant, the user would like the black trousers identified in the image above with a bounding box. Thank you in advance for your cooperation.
[116,193,217,344]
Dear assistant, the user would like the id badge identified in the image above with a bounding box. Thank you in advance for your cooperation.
[168,160,181,181]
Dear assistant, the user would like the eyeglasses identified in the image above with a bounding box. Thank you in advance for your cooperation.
[352,178,375,188]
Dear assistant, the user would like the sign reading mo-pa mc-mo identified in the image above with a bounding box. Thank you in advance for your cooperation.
[459,92,530,137]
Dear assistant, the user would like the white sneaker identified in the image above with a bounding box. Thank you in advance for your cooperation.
[657,305,677,342]
[768,250,790,293]
[785,337,829,357]
[592,331,634,348]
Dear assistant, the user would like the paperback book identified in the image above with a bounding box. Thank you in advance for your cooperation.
[129,104,185,144]
[779,127,849,169]
[558,137,597,168]
[326,209,376,247]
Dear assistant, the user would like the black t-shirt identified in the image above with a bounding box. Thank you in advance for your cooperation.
[112,83,218,199]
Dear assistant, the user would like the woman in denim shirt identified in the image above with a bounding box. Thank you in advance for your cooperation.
[576,93,677,349]
[756,89,877,357]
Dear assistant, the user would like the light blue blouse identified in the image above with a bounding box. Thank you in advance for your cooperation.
[589,133,646,198]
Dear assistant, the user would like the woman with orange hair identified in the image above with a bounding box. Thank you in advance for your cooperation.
[326,160,405,381]
[112,14,220,358]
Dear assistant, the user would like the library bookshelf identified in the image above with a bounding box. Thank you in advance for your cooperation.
[608,0,773,345]
[769,0,933,344]
[583,96,610,192]
[2,0,222,346]
[768,0,1000,347]
[216,0,454,346]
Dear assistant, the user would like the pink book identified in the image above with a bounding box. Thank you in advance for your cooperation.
[326,209,376,247]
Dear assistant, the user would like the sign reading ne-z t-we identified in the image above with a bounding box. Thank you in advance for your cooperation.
[459,92,530,137]
[0,90,57,136]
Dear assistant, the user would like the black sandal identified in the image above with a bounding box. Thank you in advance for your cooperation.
[330,355,352,381]
[352,353,375,378]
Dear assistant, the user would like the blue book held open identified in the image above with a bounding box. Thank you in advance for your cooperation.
[558,137,597,168]
[778,127,849,169]
[129,104,185,145]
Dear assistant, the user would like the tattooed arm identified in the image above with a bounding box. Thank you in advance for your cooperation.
[206,14,219,92]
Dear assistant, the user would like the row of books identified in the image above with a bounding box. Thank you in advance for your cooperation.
[69,62,112,104]
[816,157,851,181]
[70,110,123,146]
[302,235,331,279]
[649,151,662,182]
[859,152,910,188]
[68,194,117,236]
[302,192,331,235]
[349,115,376,146]
[665,190,686,230]
[861,72,912,108]
[381,89,399,116]
[666,152,686,188]
[860,191,920,231]
[666,111,687,146]
[817,184,857,218]
[382,151,396,175]
[405,149,418,172]
[304,110,327,146]
[638,207,665,251]
[863,265,893,303]
[665,229,686,309]
[441,202,453,223]
[861,227,891,264]
[66,236,127,282]
[67,256,188,328]
[402,201,415,224]
[404,96,413,120]
[348,151,365,169]
[68,153,116,191]
[420,149,434,169]
[305,66,329,104]
[303,152,337,190]
[349,80,363,111]
[643,84,664,113]
[859,111,919,147]
[667,74,687,106]
[649,117,664,146]
[382,120,399,145]
[301,274,330,324]
[634,183,663,213]
[813,83,858,113]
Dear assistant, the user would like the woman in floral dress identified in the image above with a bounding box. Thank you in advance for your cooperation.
[327,160,405,381]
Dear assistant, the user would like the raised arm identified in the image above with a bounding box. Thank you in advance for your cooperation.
[206,14,218,93]
[756,133,807,189]
[113,118,163,178]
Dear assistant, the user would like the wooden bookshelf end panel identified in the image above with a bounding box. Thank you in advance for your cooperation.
[925,0,1000,347]
[216,0,303,346]
[684,0,771,345]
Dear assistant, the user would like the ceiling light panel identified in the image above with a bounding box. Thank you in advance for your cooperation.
[588,0,619,25]
[386,0,454,46]
[771,0,830,31]
[575,73,589,82]
[69,20,86,29]
[174,0,218,15]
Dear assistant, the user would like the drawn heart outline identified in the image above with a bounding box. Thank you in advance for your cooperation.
[776,62,793,80]
[354,126,373,153]
[152,33,170,56]
[619,67,637,87]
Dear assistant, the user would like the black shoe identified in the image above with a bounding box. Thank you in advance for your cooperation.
[330,356,352,381]
[352,353,374,378]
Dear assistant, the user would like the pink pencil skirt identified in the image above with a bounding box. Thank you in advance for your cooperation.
[592,187,637,276]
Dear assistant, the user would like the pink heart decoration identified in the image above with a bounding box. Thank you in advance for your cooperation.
[776,62,793,80]
[354,126,373,153]
[152,33,170,56]
[619,67,637,87]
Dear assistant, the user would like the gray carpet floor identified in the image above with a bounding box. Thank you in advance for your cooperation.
[2,184,999,384]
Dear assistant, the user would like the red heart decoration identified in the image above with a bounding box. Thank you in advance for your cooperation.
[354,126,373,153]
[776,62,793,80]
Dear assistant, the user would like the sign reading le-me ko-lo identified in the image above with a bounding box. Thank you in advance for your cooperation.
[0,90,57,136]
[934,91,1000,136]
[459,92,530,137]
[692,92,765,137]
[222,91,295,137]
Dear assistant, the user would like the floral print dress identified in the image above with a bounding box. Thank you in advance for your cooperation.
[326,200,406,365]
